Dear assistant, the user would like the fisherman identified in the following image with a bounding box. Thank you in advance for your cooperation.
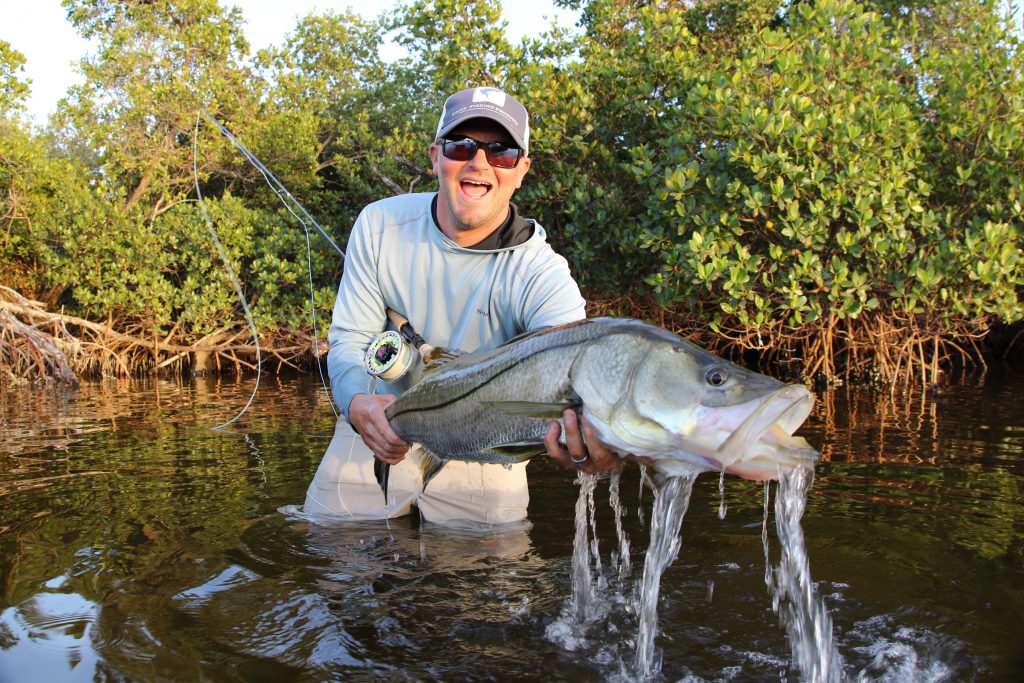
[303,86,620,524]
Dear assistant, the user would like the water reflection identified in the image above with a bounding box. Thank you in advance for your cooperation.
[1,373,1023,680]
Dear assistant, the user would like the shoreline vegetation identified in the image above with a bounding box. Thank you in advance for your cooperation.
[2,0,1022,391]
[0,286,316,383]
[3,284,1019,390]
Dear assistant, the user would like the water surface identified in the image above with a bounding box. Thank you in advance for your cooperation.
[1,371,1022,681]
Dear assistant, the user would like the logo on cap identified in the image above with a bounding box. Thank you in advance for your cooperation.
[472,87,507,106]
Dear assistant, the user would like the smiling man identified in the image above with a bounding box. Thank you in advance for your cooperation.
[303,87,616,525]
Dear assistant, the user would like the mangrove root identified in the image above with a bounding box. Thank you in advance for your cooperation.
[0,286,320,383]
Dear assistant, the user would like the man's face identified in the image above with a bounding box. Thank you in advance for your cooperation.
[429,119,531,245]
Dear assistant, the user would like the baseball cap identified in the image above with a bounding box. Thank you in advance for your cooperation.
[435,87,530,155]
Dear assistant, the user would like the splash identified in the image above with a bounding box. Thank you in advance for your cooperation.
[545,472,629,660]
[633,474,698,679]
[764,465,844,682]
[570,471,601,622]
[553,465,842,681]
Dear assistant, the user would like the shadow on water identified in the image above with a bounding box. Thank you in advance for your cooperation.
[1,370,1023,681]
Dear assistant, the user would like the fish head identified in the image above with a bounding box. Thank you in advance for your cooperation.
[710,381,817,479]
[632,341,787,423]
[577,326,818,480]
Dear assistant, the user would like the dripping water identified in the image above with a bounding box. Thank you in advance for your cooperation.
[608,469,631,581]
[764,466,844,682]
[718,468,728,519]
[570,471,601,622]
[633,474,697,679]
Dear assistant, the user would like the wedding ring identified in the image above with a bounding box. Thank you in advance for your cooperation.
[570,454,588,464]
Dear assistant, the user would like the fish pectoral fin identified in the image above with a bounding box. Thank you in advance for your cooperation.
[485,442,548,462]
[481,399,581,420]
[417,448,447,491]
[421,346,466,376]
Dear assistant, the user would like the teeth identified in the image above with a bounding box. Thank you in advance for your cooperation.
[461,179,491,198]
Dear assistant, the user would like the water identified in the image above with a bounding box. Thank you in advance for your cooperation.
[764,467,843,682]
[633,473,697,679]
[2,371,1024,681]
[555,466,834,682]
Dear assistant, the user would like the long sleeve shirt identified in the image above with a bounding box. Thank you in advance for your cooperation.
[327,192,587,420]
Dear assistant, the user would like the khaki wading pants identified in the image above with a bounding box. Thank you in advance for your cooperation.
[303,419,530,525]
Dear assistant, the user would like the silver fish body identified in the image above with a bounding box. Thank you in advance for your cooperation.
[385,317,818,484]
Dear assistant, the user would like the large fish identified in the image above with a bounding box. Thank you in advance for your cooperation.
[384,317,817,488]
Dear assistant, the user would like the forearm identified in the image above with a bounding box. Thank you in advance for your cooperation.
[326,210,389,419]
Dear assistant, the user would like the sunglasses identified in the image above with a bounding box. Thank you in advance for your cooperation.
[439,136,524,169]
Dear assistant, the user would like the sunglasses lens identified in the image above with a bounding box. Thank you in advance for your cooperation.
[485,146,520,168]
[442,138,521,168]
[442,139,477,161]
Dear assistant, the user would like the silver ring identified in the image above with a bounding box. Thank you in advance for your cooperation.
[570,454,588,465]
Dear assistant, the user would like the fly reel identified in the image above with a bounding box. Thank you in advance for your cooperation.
[364,330,415,381]
[363,308,433,382]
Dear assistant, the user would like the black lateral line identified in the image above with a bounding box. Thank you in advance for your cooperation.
[388,337,586,419]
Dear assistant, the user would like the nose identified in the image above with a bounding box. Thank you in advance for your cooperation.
[467,146,492,169]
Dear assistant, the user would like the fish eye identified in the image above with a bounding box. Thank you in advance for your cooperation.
[705,367,728,387]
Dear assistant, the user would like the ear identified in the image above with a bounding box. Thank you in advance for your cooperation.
[429,143,440,176]
[515,156,531,189]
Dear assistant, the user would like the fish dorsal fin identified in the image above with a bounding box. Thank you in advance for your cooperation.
[421,346,465,377]
[481,397,581,420]
[499,325,552,346]
[417,447,448,490]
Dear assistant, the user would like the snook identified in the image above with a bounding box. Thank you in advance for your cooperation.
[385,317,817,486]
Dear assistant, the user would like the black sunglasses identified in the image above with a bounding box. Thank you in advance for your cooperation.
[439,136,524,169]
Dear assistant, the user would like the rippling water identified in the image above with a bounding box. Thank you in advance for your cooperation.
[1,370,1022,681]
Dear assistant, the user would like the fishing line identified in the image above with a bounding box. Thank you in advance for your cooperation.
[193,111,261,430]
[192,109,344,427]
[197,110,345,259]
[196,111,343,401]
[302,214,340,420]
[243,431,268,483]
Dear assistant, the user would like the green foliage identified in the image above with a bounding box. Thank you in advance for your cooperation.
[253,7,393,207]
[0,119,97,298]
[393,0,516,91]
[2,0,1022,376]
[526,0,1024,336]
[57,0,257,212]
[0,41,30,116]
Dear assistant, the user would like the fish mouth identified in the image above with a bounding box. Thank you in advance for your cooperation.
[713,384,818,480]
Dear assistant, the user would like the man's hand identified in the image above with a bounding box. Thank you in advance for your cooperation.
[544,409,624,474]
[348,393,410,464]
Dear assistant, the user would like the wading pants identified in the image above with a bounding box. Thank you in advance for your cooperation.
[303,419,530,525]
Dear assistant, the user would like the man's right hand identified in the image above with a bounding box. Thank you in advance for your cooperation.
[348,393,410,464]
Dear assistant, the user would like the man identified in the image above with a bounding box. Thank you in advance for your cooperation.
[303,86,617,524]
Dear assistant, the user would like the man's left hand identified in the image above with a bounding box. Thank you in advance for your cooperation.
[544,409,623,474]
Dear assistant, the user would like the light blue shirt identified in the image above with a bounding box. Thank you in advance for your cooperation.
[328,192,587,419]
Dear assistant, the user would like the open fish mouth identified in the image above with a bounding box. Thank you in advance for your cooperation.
[713,384,818,480]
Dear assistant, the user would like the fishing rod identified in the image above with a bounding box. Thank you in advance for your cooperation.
[198,109,345,259]
[192,109,342,428]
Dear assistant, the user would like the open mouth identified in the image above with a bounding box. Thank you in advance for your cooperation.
[460,179,492,198]
[715,384,817,474]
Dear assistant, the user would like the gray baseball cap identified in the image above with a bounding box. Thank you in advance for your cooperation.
[435,87,530,155]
